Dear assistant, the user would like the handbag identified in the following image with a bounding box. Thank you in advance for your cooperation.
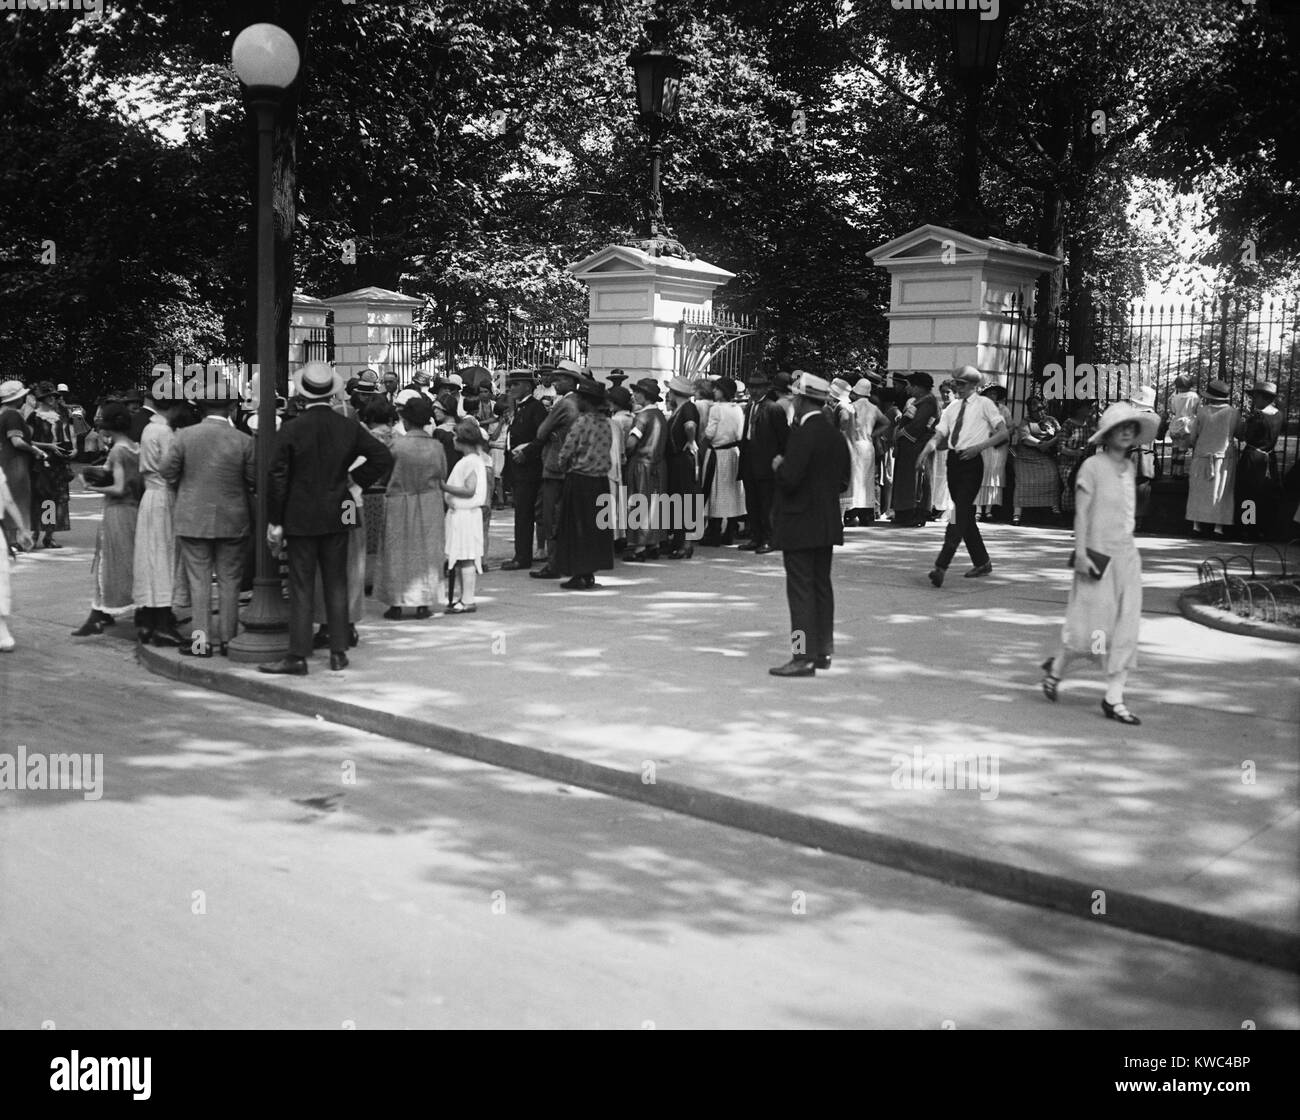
[1066,547,1111,579]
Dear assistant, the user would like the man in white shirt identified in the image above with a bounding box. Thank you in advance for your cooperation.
[922,366,1008,586]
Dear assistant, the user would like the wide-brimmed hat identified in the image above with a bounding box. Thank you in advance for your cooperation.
[952,366,983,386]
[631,377,661,402]
[666,376,696,397]
[32,380,59,400]
[1128,385,1157,409]
[607,386,633,411]
[1203,378,1231,402]
[394,388,423,407]
[790,371,831,402]
[1089,401,1160,446]
[850,378,875,398]
[410,371,433,387]
[575,376,607,405]
[828,378,852,402]
[453,416,489,447]
[0,379,28,404]
[606,369,629,385]
[1249,379,1278,398]
[295,362,344,401]
[981,382,1007,400]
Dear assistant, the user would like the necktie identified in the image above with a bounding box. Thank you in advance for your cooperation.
[951,398,968,448]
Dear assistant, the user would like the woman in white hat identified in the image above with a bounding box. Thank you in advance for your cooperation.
[0,465,34,650]
[1185,378,1243,537]
[0,380,42,550]
[844,378,887,525]
[1040,401,1159,726]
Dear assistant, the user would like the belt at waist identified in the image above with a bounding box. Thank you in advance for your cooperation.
[710,441,740,451]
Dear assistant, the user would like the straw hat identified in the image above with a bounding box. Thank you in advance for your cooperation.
[294,362,344,401]
[0,380,28,405]
[790,372,831,402]
[666,376,696,397]
[1089,401,1160,446]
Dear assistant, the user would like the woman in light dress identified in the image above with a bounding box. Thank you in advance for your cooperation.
[606,385,635,550]
[0,466,33,650]
[131,393,190,645]
[441,416,490,614]
[378,396,446,620]
[1040,401,1158,726]
[846,378,887,525]
[701,377,745,545]
[73,403,140,637]
[977,384,1013,520]
[1185,378,1243,537]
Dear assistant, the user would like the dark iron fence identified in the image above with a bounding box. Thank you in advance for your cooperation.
[386,316,588,385]
[302,325,333,365]
[677,308,764,382]
[994,293,1299,480]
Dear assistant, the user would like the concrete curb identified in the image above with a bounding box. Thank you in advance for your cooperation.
[1178,586,1300,644]
[141,643,1300,974]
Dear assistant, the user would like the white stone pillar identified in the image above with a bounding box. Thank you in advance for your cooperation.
[566,245,735,387]
[868,224,1059,408]
[322,285,424,381]
[289,291,329,370]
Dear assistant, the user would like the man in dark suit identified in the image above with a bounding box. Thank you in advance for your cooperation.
[769,371,851,678]
[259,363,393,675]
[159,389,256,657]
[499,369,546,570]
[738,368,790,554]
[529,360,582,579]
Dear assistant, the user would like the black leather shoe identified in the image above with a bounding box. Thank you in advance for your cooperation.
[813,656,832,670]
[330,651,349,671]
[415,606,432,619]
[178,642,214,658]
[348,625,359,647]
[928,567,945,588]
[754,544,773,554]
[258,657,308,676]
[500,559,530,571]
[1101,699,1140,725]
[529,566,561,579]
[769,659,816,678]
[964,562,993,578]
[311,626,331,649]
[150,627,188,648]
[736,540,758,550]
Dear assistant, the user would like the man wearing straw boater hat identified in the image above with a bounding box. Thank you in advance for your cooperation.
[259,362,393,675]
[768,371,850,677]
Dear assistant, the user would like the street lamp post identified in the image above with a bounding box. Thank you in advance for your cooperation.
[226,23,300,663]
[626,2,691,260]
[948,2,1022,239]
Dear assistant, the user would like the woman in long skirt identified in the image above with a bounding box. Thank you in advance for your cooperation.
[27,381,74,547]
[1011,396,1062,524]
[1185,378,1243,537]
[624,378,668,561]
[977,385,1013,520]
[0,380,39,549]
[360,396,398,594]
[0,466,33,650]
[891,372,939,526]
[700,377,745,545]
[73,404,140,636]
[378,396,446,620]
[131,396,188,645]
[1040,402,1158,725]
[607,386,635,551]
[555,382,615,589]
[662,378,699,559]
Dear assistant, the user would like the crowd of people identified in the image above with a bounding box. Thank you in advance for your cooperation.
[0,358,1292,713]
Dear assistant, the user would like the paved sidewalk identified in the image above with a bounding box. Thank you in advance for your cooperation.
[28,504,1297,968]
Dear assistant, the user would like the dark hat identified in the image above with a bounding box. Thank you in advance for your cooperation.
[399,395,434,428]
[434,391,460,416]
[505,368,536,385]
[357,369,381,386]
[606,369,629,385]
[575,376,607,405]
[1204,378,1231,402]
[1249,379,1278,398]
[906,371,934,391]
[33,380,59,400]
[121,389,145,403]
[770,371,793,391]
[607,386,633,411]
[631,377,661,402]
[410,371,432,387]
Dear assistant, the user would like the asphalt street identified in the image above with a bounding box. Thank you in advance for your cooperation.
[0,494,1295,1028]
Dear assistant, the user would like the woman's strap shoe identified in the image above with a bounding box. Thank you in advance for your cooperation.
[1101,700,1141,725]
[1040,657,1060,702]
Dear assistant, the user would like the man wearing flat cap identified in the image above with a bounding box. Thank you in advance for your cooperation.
[921,365,1007,586]
[769,372,850,677]
[738,367,789,553]
[501,369,547,570]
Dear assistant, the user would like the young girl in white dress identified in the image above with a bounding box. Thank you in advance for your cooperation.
[1039,402,1158,726]
[441,417,490,614]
